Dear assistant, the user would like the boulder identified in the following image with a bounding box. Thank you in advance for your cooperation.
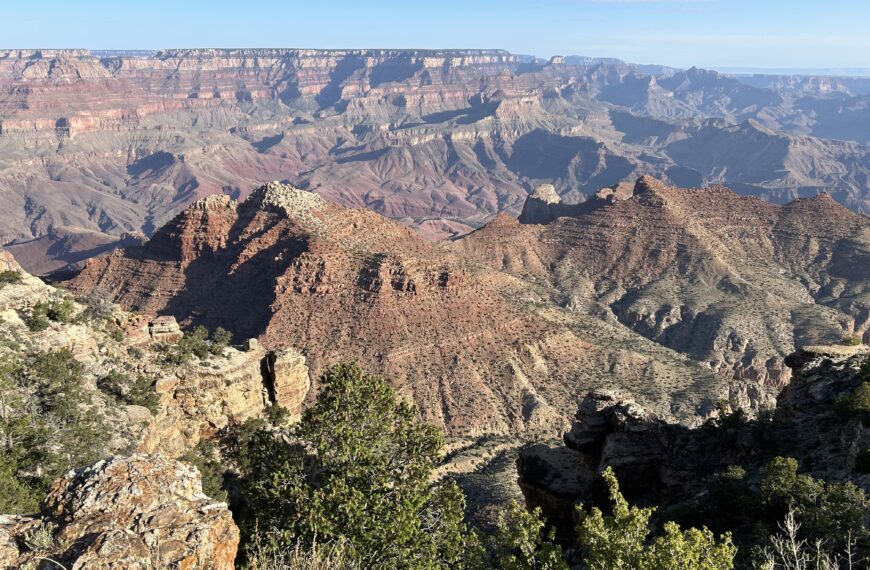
[148,315,183,343]
[0,455,238,569]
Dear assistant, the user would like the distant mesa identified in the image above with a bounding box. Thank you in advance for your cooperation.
[2,45,870,277]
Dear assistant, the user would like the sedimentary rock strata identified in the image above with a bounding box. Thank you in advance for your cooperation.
[460,176,870,393]
[67,178,868,438]
[3,49,870,273]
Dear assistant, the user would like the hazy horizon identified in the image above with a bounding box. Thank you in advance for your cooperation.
[4,0,869,71]
[9,47,870,79]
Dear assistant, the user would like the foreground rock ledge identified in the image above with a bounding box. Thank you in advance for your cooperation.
[0,454,239,569]
[516,344,870,535]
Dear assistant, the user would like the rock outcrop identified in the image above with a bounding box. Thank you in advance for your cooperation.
[517,343,870,533]
[66,182,736,436]
[148,315,183,343]
[141,343,310,456]
[0,455,238,569]
[462,176,870,400]
[0,248,310,459]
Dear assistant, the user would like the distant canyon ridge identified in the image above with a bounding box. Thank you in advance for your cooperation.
[1,48,870,273]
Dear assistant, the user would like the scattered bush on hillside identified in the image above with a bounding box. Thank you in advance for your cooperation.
[211,326,233,348]
[0,270,22,288]
[704,399,748,433]
[478,501,566,570]
[0,350,106,513]
[75,293,114,323]
[180,440,228,502]
[841,334,862,346]
[24,305,50,332]
[760,456,868,552]
[25,298,76,332]
[97,370,159,413]
[577,467,736,570]
[0,363,46,513]
[838,382,870,421]
[703,465,757,528]
[164,325,232,364]
[44,299,75,323]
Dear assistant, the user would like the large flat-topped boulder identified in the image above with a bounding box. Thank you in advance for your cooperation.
[785,343,869,368]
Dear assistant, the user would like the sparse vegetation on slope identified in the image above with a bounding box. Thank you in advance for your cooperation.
[0,350,106,512]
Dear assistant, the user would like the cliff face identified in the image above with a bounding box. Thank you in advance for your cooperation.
[3,49,870,274]
[0,249,310,459]
[460,176,870,394]
[66,181,745,437]
[517,344,870,531]
[0,250,315,567]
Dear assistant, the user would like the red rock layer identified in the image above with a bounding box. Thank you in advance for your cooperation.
[66,181,734,436]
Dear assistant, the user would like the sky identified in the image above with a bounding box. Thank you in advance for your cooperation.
[3,0,869,71]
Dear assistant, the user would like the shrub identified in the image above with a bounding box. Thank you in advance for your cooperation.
[760,456,869,550]
[27,349,88,419]
[45,298,75,322]
[841,334,862,346]
[482,501,567,570]
[129,375,159,413]
[97,371,159,413]
[24,307,50,332]
[25,298,76,331]
[243,533,359,570]
[758,510,862,570]
[166,325,230,363]
[76,294,114,323]
[239,363,472,569]
[0,455,43,513]
[704,465,756,527]
[0,270,22,288]
[577,467,735,570]
[0,363,51,513]
[841,382,870,420]
[704,400,747,432]
[180,440,227,502]
[211,327,233,351]
[23,521,59,554]
[0,351,107,512]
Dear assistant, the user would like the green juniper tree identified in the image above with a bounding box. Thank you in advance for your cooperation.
[239,363,472,569]
[577,467,736,570]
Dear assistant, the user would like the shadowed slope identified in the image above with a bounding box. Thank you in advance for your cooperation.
[65,181,736,436]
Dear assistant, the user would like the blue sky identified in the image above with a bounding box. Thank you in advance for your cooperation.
[3,0,868,70]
